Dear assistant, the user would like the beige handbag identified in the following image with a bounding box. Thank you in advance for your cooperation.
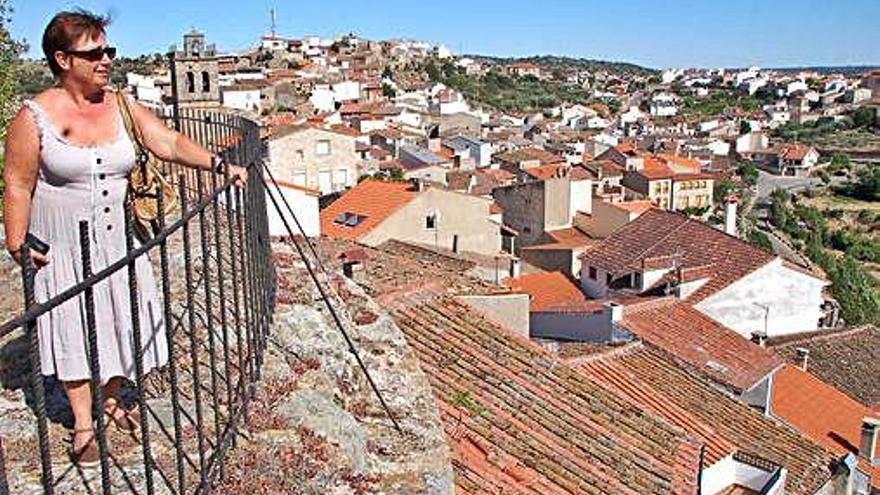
[116,89,178,238]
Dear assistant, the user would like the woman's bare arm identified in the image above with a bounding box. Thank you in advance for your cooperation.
[128,98,247,185]
[3,108,48,265]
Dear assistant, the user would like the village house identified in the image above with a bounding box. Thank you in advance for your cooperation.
[320,179,502,256]
[579,209,831,338]
[494,147,566,174]
[619,153,716,211]
[267,124,363,195]
[507,61,543,78]
[773,143,821,177]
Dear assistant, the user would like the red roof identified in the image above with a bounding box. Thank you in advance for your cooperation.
[504,271,587,312]
[394,297,701,495]
[620,299,783,392]
[610,200,655,216]
[778,144,817,161]
[522,227,597,251]
[580,209,776,303]
[578,345,838,494]
[319,179,419,240]
[495,147,565,167]
[772,365,880,490]
[524,164,567,181]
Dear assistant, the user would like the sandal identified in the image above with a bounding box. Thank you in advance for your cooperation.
[70,428,100,468]
[104,403,141,433]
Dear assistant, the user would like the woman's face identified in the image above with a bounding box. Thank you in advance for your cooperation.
[56,32,114,89]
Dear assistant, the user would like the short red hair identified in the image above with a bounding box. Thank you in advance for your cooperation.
[42,9,111,76]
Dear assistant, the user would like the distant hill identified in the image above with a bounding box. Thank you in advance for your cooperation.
[467,55,657,76]
[766,66,879,76]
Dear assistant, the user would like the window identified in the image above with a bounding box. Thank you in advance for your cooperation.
[425,212,437,230]
[316,140,331,156]
[588,266,597,280]
[633,272,642,288]
[334,169,348,186]
[295,150,304,161]
[292,172,306,186]
[606,273,613,285]
[333,212,368,227]
[201,71,211,92]
[186,72,195,93]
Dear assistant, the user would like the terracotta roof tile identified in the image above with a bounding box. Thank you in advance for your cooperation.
[771,326,880,408]
[319,179,419,240]
[579,345,838,495]
[524,164,568,181]
[495,147,565,167]
[777,144,816,161]
[394,297,701,495]
[620,299,783,392]
[771,365,880,490]
[579,209,775,302]
[504,271,587,312]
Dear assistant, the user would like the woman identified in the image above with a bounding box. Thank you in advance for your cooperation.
[2,10,246,466]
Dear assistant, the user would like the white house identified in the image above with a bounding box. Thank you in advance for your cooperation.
[221,85,262,113]
[649,93,679,117]
[267,125,362,195]
[267,181,321,238]
[579,209,830,338]
[309,85,336,113]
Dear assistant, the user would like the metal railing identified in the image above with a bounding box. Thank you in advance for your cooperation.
[0,108,275,495]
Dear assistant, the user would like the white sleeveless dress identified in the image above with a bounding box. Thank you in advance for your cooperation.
[23,99,168,385]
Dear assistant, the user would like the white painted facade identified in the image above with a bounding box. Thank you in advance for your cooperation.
[267,183,321,238]
[221,88,261,112]
[695,259,828,338]
[333,80,361,102]
[310,85,336,113]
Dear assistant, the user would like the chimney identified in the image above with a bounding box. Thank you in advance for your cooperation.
[750,331,767,348]
[795,347,810,371]
[724,196,739,237]
[860,417,880,464]
[509,257,521,279]
[605,301,623,323]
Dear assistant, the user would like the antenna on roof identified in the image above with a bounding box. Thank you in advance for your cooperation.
[270,3,277,37]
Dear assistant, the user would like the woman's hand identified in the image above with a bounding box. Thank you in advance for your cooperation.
[11,247,49,270]
[227,164,248,188]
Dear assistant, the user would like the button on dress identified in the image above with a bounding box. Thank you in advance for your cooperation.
[23,99,168,385]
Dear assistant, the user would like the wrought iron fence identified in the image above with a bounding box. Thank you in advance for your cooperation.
[0,108,275,495]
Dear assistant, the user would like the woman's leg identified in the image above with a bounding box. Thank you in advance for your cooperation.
[63,380,94,449]
[103,376,124,417]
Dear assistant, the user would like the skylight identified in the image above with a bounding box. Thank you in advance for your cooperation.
[333,211,368,227]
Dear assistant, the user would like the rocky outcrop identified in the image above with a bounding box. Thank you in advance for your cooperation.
[214,239,453,494]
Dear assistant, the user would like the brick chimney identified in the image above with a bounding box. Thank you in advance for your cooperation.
[795,347,809,371]
[860,417,880,464]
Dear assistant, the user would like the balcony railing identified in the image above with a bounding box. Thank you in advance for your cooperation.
[0,108,275,495]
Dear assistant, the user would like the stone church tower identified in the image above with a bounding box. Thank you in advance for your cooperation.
[171,30,220,105]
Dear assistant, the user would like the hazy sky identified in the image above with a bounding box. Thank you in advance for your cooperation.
[9,0,880,69]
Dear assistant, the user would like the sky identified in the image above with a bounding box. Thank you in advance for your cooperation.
[9,0,880,69]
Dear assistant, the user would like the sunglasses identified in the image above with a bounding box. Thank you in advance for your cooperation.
[64,46,117,61]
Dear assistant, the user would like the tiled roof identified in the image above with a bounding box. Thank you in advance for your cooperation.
[319,179,419,240]
[446,170,473,191]
[585,159,625,178]
[778,144,816,161]
[610,200,655,216]
[495,147,565,166]
[620,299,783,392]
[522,227,597,251]
[771,364,880,490]
[579,345,837,495]
[579,209,776,303]
[771,326,880,408]
[505,271,587,312]
[524,164,567,181]
[394,297,701,495]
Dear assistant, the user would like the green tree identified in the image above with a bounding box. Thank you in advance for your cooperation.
[382,66,393,79]
[0,1,26,208]
[382,82,396,98]
[736,161,759,187]
[424,60,440,82]
[739,120,751,135]
[853,106,876,129]
[830,254,880,325]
